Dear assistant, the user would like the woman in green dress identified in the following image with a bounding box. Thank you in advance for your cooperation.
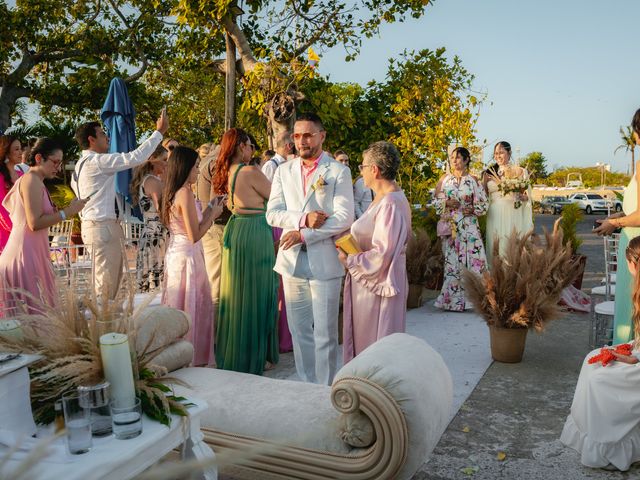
[212,128,279,375]
[595,108,640,344]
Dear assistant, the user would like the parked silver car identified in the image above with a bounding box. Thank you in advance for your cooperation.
[568,193,609,214]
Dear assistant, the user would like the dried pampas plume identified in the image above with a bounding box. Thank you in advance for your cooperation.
[462,220,580,331]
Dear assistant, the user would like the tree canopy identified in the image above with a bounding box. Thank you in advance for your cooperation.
[0,0,178,131]
[520,151,548,181]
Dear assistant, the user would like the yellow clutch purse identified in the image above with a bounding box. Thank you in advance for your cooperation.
[335,233,361,255]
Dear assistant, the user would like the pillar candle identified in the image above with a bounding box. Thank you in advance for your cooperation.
[99,333,136,406]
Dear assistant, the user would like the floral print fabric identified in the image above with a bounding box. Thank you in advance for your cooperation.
[136,176,168,292]
[434,174,488,311]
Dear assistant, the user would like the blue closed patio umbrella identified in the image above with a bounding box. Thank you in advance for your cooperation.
[101,77,137,213]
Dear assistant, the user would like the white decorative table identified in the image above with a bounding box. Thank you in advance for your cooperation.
[1,397,216,480]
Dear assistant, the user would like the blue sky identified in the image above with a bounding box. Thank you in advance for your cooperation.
[318,0,639,173]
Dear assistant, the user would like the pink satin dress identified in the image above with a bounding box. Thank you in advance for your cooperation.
[343,190,412,362]
[161,190,215,366]
[0,176,57,314]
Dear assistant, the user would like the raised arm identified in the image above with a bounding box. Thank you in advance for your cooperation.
[96,131,163,173]
[266,166,306,229]
[302,166,355,245]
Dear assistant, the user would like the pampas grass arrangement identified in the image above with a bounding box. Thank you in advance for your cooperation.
[0,275,188,426]
[462,219,580,331]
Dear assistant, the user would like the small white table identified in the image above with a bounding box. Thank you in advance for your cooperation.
[2,398,217,480]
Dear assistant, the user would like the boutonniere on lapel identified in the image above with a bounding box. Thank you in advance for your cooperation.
[311,175,328,192]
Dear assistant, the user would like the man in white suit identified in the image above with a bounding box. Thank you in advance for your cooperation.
[267,112,354,385]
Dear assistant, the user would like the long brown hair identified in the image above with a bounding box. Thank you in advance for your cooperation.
[626,235,640,348]
[130,144,167,206]
[211,128,249,195]
[0,135,19,188]
[161,146,198,226]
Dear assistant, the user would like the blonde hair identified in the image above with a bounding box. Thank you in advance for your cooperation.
[626,235,640,348]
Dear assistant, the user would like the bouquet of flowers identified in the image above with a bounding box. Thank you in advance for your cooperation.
[491,166,531,209]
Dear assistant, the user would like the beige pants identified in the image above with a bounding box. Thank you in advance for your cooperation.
[81,219,124,300]
[201,223,225,306]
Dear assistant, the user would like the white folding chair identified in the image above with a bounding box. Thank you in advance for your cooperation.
[590,301,615,348]
[121,219,144,274]
[48,219,74,248]
[592,233,619,301]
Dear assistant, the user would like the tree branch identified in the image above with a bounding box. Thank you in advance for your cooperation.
[292,11,338,57]
[105,0,148,82]
[223,16,258,74]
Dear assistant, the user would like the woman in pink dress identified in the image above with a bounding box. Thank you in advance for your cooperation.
[0,138,86,314]
[338,141,412,362]
[161,146,223,367]
[0,135,25,252]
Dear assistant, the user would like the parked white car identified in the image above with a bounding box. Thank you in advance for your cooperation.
[568,193,609,214]
[605,198,623,212]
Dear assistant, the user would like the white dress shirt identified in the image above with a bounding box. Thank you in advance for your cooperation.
[353,176,373,218]
[71,131,163,221]
[261,153,286,182]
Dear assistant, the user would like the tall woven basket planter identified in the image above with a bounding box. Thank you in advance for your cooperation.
[489,326,528,363]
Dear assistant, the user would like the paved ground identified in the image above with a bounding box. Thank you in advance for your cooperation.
[418,213,639,479]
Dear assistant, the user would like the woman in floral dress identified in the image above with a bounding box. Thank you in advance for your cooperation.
[130,144,169,292]
[434,147,488,311]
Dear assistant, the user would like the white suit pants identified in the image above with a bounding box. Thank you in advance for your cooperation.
[282,275,342,385]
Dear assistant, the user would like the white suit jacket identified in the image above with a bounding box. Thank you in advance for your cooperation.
[267,152,354,280]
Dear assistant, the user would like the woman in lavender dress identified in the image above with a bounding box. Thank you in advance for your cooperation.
[434,147,488,311]
[338,142,411,363]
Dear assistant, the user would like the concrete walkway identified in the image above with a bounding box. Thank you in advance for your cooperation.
[415,310,640,479]
[417,215,638,479]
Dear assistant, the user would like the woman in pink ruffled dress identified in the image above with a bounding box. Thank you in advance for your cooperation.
[161,146,223,367]
[0,138,85,314]
[338,142,411,363]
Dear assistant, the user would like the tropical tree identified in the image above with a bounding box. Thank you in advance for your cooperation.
[383,49,481,203]
[0,0,176,132]
[174,0,435,143]
[520,151,548,181]
[615,125,636,176]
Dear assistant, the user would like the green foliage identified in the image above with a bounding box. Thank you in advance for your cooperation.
[301,49,481,205]
[384,49,481,204]
[546,167,630,188]
[560,203,583,254]
[521,152,548,181]
[1,1,178,130]
[7,120,79,163]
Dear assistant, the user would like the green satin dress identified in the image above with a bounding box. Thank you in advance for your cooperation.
[216,164,279,375]
[613,176,640,344]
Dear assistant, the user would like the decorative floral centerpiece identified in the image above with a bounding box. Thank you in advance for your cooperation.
[490,165,531,209]
[0,282,189,426]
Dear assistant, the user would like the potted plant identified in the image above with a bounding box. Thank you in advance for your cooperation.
[559,203,587,289]
[406,228,443,308]
[410,207,445,290]
[462,221,580,363]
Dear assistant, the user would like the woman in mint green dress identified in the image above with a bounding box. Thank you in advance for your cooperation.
[596,108,640,344]
[212,128,279,375]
